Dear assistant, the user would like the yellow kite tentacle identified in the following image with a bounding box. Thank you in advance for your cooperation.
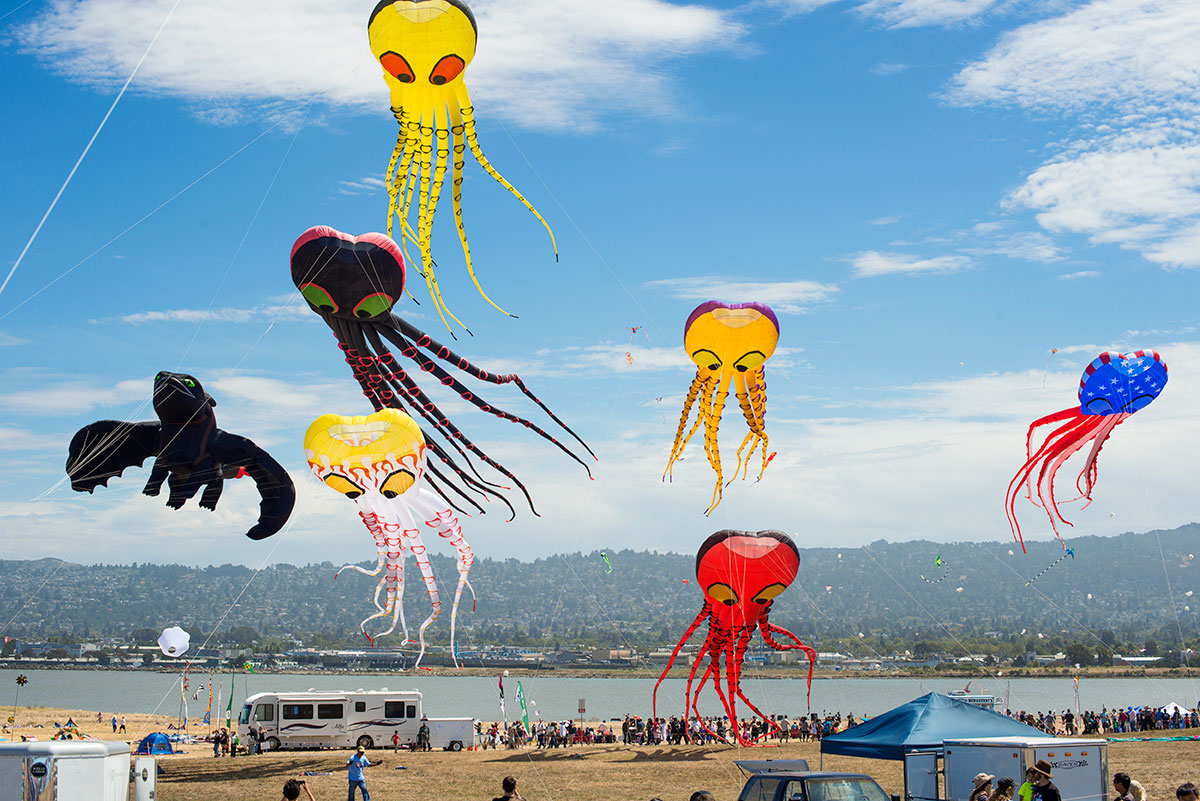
[389,108,423,272]
[731,371,764,483]
[415,117,466,335]
[447,104,515,318]
[457,86,557,258]
[702,372,733,514]
[385,128,405,243]
[747,367,772,479]
[665,373,708,481]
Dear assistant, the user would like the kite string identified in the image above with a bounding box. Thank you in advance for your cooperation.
[0,0,185,300]
[175,97,316,369]
[497,121,671,344]
[0,116,288,323]
[126,495,304,746]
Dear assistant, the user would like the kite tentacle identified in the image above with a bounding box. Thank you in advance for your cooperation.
[761,617,816,708]
[664,373,707,481]
[332,316,513,516]
[458,89,557,258]
[653,605,709,725]
[702,372,733,515]
[373,323,593,478]
[1072,413,1128,502]
[416,492,474,669]
[391,315,596,460]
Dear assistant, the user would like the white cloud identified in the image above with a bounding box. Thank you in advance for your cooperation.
[850,250,973,277]
[1059,270,1099,280]
[0,331,27,346]
[0,378,146,416]
[338,176,388,196]
[948,0,1200,269]
[14,0,742,131]
[107,302,313,325]
[4,343,1198,565]
[948,0,1200,111]
[854,0,1004,29]
[1007,135,1200,267]
[965,229,1066,263]
[871,62,908,75]
[871,215,903,225]
[646,277,840,314]
[0,427,61,452]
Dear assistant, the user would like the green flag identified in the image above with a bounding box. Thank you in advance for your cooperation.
[225,671,234,728]
[516,681,529,730]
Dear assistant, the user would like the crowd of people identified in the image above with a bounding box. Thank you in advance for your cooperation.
[1004,706,1200,735]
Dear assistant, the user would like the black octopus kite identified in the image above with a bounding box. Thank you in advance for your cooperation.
[65,371,296,540]
[289,225,594,519]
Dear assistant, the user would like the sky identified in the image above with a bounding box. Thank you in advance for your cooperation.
[2,0,1200,571]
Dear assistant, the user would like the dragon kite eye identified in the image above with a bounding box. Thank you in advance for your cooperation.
[380,51,414,83]
[380,469,415,499]
[352,293,395,319]
[301,284,338,313]
[324,474,364,499]
[184,379,196,388]
[429,54,465,85]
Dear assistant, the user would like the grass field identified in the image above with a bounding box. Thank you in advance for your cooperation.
[6,706,1200,800]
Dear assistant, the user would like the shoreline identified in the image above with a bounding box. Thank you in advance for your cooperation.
[2,662,1194,680]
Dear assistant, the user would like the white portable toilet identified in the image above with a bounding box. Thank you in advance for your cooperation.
[133,756,157,801]
[0,740,131,801]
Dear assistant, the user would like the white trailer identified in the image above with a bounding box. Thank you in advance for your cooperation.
[238,688,474,751]
[0,740,131,801]
[942,737,1108,801]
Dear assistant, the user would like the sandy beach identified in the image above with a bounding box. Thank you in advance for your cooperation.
[5,706,1200,801]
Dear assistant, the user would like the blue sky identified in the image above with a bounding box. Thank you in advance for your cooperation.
[2,0,1199,570]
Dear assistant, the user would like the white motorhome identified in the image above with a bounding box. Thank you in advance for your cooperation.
[238,689,474,752]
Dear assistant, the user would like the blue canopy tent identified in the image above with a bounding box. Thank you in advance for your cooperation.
[821,693,1044,761]
[135,732,174,755]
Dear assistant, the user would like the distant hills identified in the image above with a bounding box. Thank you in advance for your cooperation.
[3,524,1199,661]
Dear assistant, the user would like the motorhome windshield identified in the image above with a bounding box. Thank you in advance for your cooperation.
[239,704,251,725]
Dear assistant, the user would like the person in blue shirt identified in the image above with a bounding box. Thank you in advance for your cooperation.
[347,745,381,801]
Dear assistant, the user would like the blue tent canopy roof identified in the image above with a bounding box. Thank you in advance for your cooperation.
[820,693,1044,761]
[135,732,174,755]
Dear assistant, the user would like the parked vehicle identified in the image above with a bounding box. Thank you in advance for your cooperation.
[237,689,474,751]
[736,761,896,801]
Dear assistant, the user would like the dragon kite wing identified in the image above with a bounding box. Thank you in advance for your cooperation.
[66,420,160,492]
[209,431,296,541]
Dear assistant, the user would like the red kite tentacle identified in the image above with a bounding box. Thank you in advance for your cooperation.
[653,605,709,725]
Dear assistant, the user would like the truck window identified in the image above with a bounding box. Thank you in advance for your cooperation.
[805,778,890,801]
[741,777,783,801]
[407,704,417,718]
[282,704,314,720]
[384,702,406,719]
[318,704,344,720]
[255,704,274,722]
[782,781,806,801]
[355,702,366,713]
[239,705,251,725]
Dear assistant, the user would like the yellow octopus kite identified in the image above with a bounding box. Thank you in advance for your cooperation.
[368,0,557,332]
[664,302,780,514]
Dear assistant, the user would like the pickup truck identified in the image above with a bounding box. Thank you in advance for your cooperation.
[737,762,895,801]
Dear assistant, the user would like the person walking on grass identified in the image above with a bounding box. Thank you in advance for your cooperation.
[347,745,380,801]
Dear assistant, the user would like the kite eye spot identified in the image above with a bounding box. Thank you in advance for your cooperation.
[324,474,364,499]
[380,51,414,84]
[184,379,196,388]
[353,293,395,320]
[430,54,465,86]
[381,469,415,498]
[301,284,339,313]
